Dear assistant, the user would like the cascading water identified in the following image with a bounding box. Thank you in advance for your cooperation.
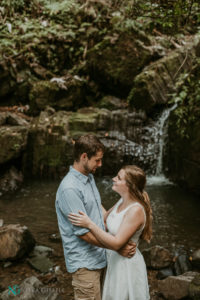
[147,103,177,185]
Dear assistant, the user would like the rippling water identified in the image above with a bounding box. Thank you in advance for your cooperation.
[0,178,199,254]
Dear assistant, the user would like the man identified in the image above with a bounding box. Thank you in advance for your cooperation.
[55,134,135,300]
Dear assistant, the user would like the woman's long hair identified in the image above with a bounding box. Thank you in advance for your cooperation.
[122,165,153,243]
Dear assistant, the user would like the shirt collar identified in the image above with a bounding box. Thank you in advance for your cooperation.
[69,166,92,184]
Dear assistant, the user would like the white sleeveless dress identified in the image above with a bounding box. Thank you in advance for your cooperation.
[102,199,150,300]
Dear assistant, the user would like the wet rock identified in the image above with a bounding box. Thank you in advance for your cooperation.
[156,267,174,280]
[158,271,199,300]
[87,30,156,96]
[49,233,61,243]
[6,112,29,126]
[30,245,54,258]
[29,75,87,113]
[0,125,29,164]
[27,256,55,273]
[189,273,200,300]
[0,112,7,125]
[128,34,200,112]
[191,249,200,269]
[0,224,36,261]
[3,261,12,268]
[174,254,193,276]
[24,106,162,177]
[97,95,126,110]
[0,276,63,299]
[0,167,23,196]
[142,245,173,269]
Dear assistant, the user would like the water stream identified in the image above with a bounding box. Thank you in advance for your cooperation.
[0,179,199,254]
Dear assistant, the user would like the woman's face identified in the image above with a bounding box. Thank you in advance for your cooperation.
[112,169,129,196]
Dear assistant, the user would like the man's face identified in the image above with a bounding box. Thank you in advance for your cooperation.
[83,151,103,174]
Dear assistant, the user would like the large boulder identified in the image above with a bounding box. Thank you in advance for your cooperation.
[158,272,199,300]
[0,276,63,299]
[0,126,29,164]
[142,245,173,269]
[29,75,88,113]
[0,224,35,261]
[86,30,157,96]
[128,34,200,112]
[0,166,23,196]
[189,273,200,300]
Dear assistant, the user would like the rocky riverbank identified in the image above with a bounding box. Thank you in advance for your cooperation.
[0,223,200,300]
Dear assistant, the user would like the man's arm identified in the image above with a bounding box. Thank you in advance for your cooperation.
[79,231,107,248]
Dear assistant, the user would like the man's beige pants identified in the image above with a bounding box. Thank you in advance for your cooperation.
[72,268,104,300]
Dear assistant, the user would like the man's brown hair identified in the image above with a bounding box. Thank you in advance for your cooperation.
[74,134,105,162]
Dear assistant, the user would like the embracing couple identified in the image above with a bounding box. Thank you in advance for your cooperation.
[55,135,152,300]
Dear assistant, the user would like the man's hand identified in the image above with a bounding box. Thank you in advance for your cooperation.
[117,241,136,258]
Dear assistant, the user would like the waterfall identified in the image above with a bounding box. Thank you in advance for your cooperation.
[147,103,177,185]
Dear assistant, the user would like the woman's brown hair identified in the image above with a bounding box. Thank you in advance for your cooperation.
[122,165,153,243]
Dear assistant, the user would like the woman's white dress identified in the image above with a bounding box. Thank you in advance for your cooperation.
[102,199,150,300]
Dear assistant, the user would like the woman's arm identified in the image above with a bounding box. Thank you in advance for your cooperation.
[68,205,144,251]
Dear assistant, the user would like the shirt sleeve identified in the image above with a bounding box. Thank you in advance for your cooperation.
[58,188,89,236]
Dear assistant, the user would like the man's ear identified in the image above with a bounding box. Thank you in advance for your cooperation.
[80,153,88,161]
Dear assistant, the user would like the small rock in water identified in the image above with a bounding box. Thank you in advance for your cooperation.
[3,261,12,268]
[27,256,54,273]
[49,233,61,243]
[174,254,192,276]
[156,267,174,280]
[30,245,54,258]
[54,265,63,275]
[142,245,173,269]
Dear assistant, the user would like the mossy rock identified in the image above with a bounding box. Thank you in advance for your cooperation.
[128,43,197,112]
[86,32,154,96]
[0,126,29,164]
[29,77,87,113]
[189,273,200,300]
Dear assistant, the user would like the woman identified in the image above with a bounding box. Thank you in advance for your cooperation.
[68,165,152,300]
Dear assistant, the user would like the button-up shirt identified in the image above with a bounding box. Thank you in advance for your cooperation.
[55,166,107,273]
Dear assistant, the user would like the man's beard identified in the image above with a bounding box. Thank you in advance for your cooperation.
[83,162,97,174]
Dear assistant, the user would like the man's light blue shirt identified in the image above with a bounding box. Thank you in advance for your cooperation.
[55,166,107,273]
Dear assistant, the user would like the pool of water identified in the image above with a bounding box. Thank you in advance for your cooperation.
[0,177,199,254]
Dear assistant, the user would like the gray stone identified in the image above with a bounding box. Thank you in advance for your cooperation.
[6,112,29,126]
[174,254,193,276]
[156,267,174,280]
[49,233,61,243]
[27,256,54,273]
[0,276,63,299]
[142,245,173,269]
[0,219,3,227]
[189,273,200,300]
[30,245,54,258]
[0,224,35,261]
[158,271,198,300]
